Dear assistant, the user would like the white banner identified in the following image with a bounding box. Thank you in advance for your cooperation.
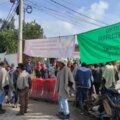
[24,35,75,58]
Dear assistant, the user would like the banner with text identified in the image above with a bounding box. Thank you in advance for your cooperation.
[77,22,120,64]
[24,35,75,58]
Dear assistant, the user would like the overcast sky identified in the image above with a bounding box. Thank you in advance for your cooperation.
[0,0,120,37]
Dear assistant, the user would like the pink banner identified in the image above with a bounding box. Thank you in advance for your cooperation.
[24,35,75,58]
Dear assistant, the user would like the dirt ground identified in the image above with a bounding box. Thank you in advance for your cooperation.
[0,100,96,120]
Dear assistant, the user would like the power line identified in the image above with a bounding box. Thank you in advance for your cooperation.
[49,0,108,26]
[60,0,120,25]
[29,0,118,26]
[34,0,106,27]
[25,1,91,31]
[0,2,18,30]
[48,0,81,11]
[25,2,90,31]
[5,3,15,23]
[25,0,102,29]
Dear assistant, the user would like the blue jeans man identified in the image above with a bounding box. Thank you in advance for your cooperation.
[77,87,88,111]
[58,96,70,118]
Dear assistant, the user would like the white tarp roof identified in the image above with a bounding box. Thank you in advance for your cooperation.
[0,52,17,67]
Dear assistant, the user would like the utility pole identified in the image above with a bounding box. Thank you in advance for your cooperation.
[18,0,23,63]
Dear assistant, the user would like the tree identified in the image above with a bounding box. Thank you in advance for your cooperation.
[23,20,44,39]
[0,18,17,53]
[23,20,45,62]
[0,19,45,64]
[0,18,15,31]
[0,29,18,53]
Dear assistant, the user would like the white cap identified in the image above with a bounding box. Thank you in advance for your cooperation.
[57,58,67,65]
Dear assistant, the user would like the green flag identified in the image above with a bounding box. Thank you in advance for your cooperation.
[77,22,120,64]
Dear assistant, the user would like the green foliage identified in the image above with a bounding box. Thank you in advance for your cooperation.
[0,30,18,53]
[23,20,44,39]
[0,18,17,53]
[23,20,45,62]
[0,18,45,64]
[0,19,44,55]
[0,17,15,31]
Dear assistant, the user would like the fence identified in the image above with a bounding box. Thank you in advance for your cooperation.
[30,78,58,103]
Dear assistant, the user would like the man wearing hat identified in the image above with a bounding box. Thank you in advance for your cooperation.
[16,63,31,115]
[54,58,75,119]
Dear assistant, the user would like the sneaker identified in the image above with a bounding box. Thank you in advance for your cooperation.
[56,112,64,117]
[80,110,84,115]
[24,111,27,113]
[80,112,84,115]
[59,114,70,119]
[16,112,24,116]
[12,105,17,108]
[0,109,6,114]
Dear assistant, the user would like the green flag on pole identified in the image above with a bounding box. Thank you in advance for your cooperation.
[77,22,120,64]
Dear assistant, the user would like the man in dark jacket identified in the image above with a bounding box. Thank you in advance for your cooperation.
[75,63,93,113]
[24,58,33,74]
[92,64,102,94]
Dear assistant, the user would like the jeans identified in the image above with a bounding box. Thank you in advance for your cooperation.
[77,87,88,110]
[58,96,70,115]
[0,91,6,104]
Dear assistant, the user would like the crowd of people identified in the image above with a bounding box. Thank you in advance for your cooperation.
[34,59,78,79]
[53,59,120,120]
[0,58,120,120]
[34,61,56,78]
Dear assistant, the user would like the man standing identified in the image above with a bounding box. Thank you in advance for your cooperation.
[0,62,9,114]
[7,64,15,104]
[24,58,33,74]
[12,67,19,108]
[34,61,41,78]
[103,62,115,88]
[16,63,31,115]
[92,64,102,94]
[54,58,74,119]
[75,63,93,113]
